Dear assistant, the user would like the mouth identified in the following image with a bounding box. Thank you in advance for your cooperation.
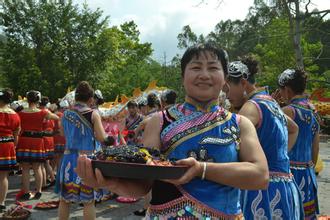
[195,83,212,88]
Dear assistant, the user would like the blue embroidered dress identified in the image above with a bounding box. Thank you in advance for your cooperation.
[147,102,243,220]
[288,96,319,219]
[241,88,303,220]
[56,105,102,203]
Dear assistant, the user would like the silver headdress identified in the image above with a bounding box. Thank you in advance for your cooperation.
[228,61,250,79]
[278,69,295,87]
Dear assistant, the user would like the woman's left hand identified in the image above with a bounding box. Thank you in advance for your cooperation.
[163,157,203,185]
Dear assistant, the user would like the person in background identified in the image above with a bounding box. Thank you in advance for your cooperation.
[57,81,114,220]
[160,89,177,110]
[278,69,320,219]
[39,96,56,189]
[16,90,59,200]
[125,100,144,145]
[0,88,20,212]
[226,58,303,219]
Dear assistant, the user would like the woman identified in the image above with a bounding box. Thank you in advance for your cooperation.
[226,58,303,219]
[0,88,20,212]
[57,81,114,220]
[76,43,269,219]
[16,90,59,200]
[278,69,320,219]
[39,96,56,189]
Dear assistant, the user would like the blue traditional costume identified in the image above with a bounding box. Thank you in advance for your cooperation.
[56,104,102,203]
[241,88,304,220]
[288,95,319,219]
[147,101,243,220]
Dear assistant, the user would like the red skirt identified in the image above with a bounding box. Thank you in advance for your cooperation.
[43,136,54,159]
[16,137,46,162]
[0,141,17,170]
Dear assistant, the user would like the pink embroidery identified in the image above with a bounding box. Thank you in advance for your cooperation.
[248,100,263,128]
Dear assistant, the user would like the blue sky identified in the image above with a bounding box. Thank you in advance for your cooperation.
[74,0,330,62]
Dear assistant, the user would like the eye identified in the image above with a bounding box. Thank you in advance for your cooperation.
[191,66,201,70]
[210,66,219,70]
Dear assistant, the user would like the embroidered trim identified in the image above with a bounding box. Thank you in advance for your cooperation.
[147,188,243,219]
[164,112,232,157]
[269,171,293,182]
[290,161,314,169]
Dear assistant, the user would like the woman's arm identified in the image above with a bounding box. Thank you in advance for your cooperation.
[46,111,60,120]
[91,111,107,142]
[282,106,298,151]
[167,116,269,190]
[285,115,298,151]
[13,127,21,146]
[75,114,162,197]
[312,133,320,165]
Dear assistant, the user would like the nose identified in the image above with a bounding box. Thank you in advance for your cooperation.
[198,67,211,79]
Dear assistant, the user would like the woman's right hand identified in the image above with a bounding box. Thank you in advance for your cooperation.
[75,155,119,189]
[75,155,152,197]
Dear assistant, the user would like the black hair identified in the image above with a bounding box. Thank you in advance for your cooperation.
[161,90,177,105]
[40,96,50,107]
[0,88,13,104]
[181,42,229,77]
[75,81,94,102]
[147,93,160,108]
[94,89,104,105]
[278,69,307,94]
[127,100,138,108]
[227,55,259,84]
[26,90,41,103]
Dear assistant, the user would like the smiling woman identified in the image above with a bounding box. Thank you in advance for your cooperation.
[76,43,269,219]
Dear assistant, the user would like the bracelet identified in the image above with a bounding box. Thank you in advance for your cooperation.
[201,162,207,180]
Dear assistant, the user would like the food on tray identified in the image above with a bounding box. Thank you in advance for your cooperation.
[94,145,173,166]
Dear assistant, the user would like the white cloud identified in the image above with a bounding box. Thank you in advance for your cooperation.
[73,0,330,60]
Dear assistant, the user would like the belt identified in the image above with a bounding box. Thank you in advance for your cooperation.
[269,171,293,182]
[0,136,14,143]
[43,131,54,137]
[21,131,44,138]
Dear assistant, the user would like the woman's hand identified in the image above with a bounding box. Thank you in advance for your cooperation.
[163,157,203,185]
[75,155,118,189]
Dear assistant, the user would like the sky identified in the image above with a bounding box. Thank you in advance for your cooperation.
[74,0,330,62]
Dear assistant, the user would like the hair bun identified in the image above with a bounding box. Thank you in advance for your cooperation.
[0,88,13,104]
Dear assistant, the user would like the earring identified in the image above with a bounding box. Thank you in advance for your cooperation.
[243,91,247,97]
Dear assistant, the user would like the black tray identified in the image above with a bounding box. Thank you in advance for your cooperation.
[92,160,188,179]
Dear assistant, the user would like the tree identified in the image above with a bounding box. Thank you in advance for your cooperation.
[0,0,109,100]
[272,0,330,69]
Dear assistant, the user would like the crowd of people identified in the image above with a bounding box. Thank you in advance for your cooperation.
[0,43,321,219]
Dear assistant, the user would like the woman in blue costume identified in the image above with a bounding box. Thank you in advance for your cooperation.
[277,69,319,219]
[76,43,270,220]
[226,58,303,220]
[57,81,114,220]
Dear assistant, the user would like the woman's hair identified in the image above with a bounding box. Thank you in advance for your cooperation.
[0,88,14,104]
[40,96,50,107]
[75,81,94,102]
[161,89,177,105]
[127,100,138,108]
[278,69,307,94]
[26,90,41,103]
[227,55,259,84]
[94,89,104,106]
[147,93,160,108]
[180,42,229,77]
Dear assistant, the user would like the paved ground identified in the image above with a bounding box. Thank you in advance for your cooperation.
[2,141,330,219]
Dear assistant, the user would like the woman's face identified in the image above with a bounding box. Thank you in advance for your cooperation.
[227,80,246,109]
[183,51,225,103]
